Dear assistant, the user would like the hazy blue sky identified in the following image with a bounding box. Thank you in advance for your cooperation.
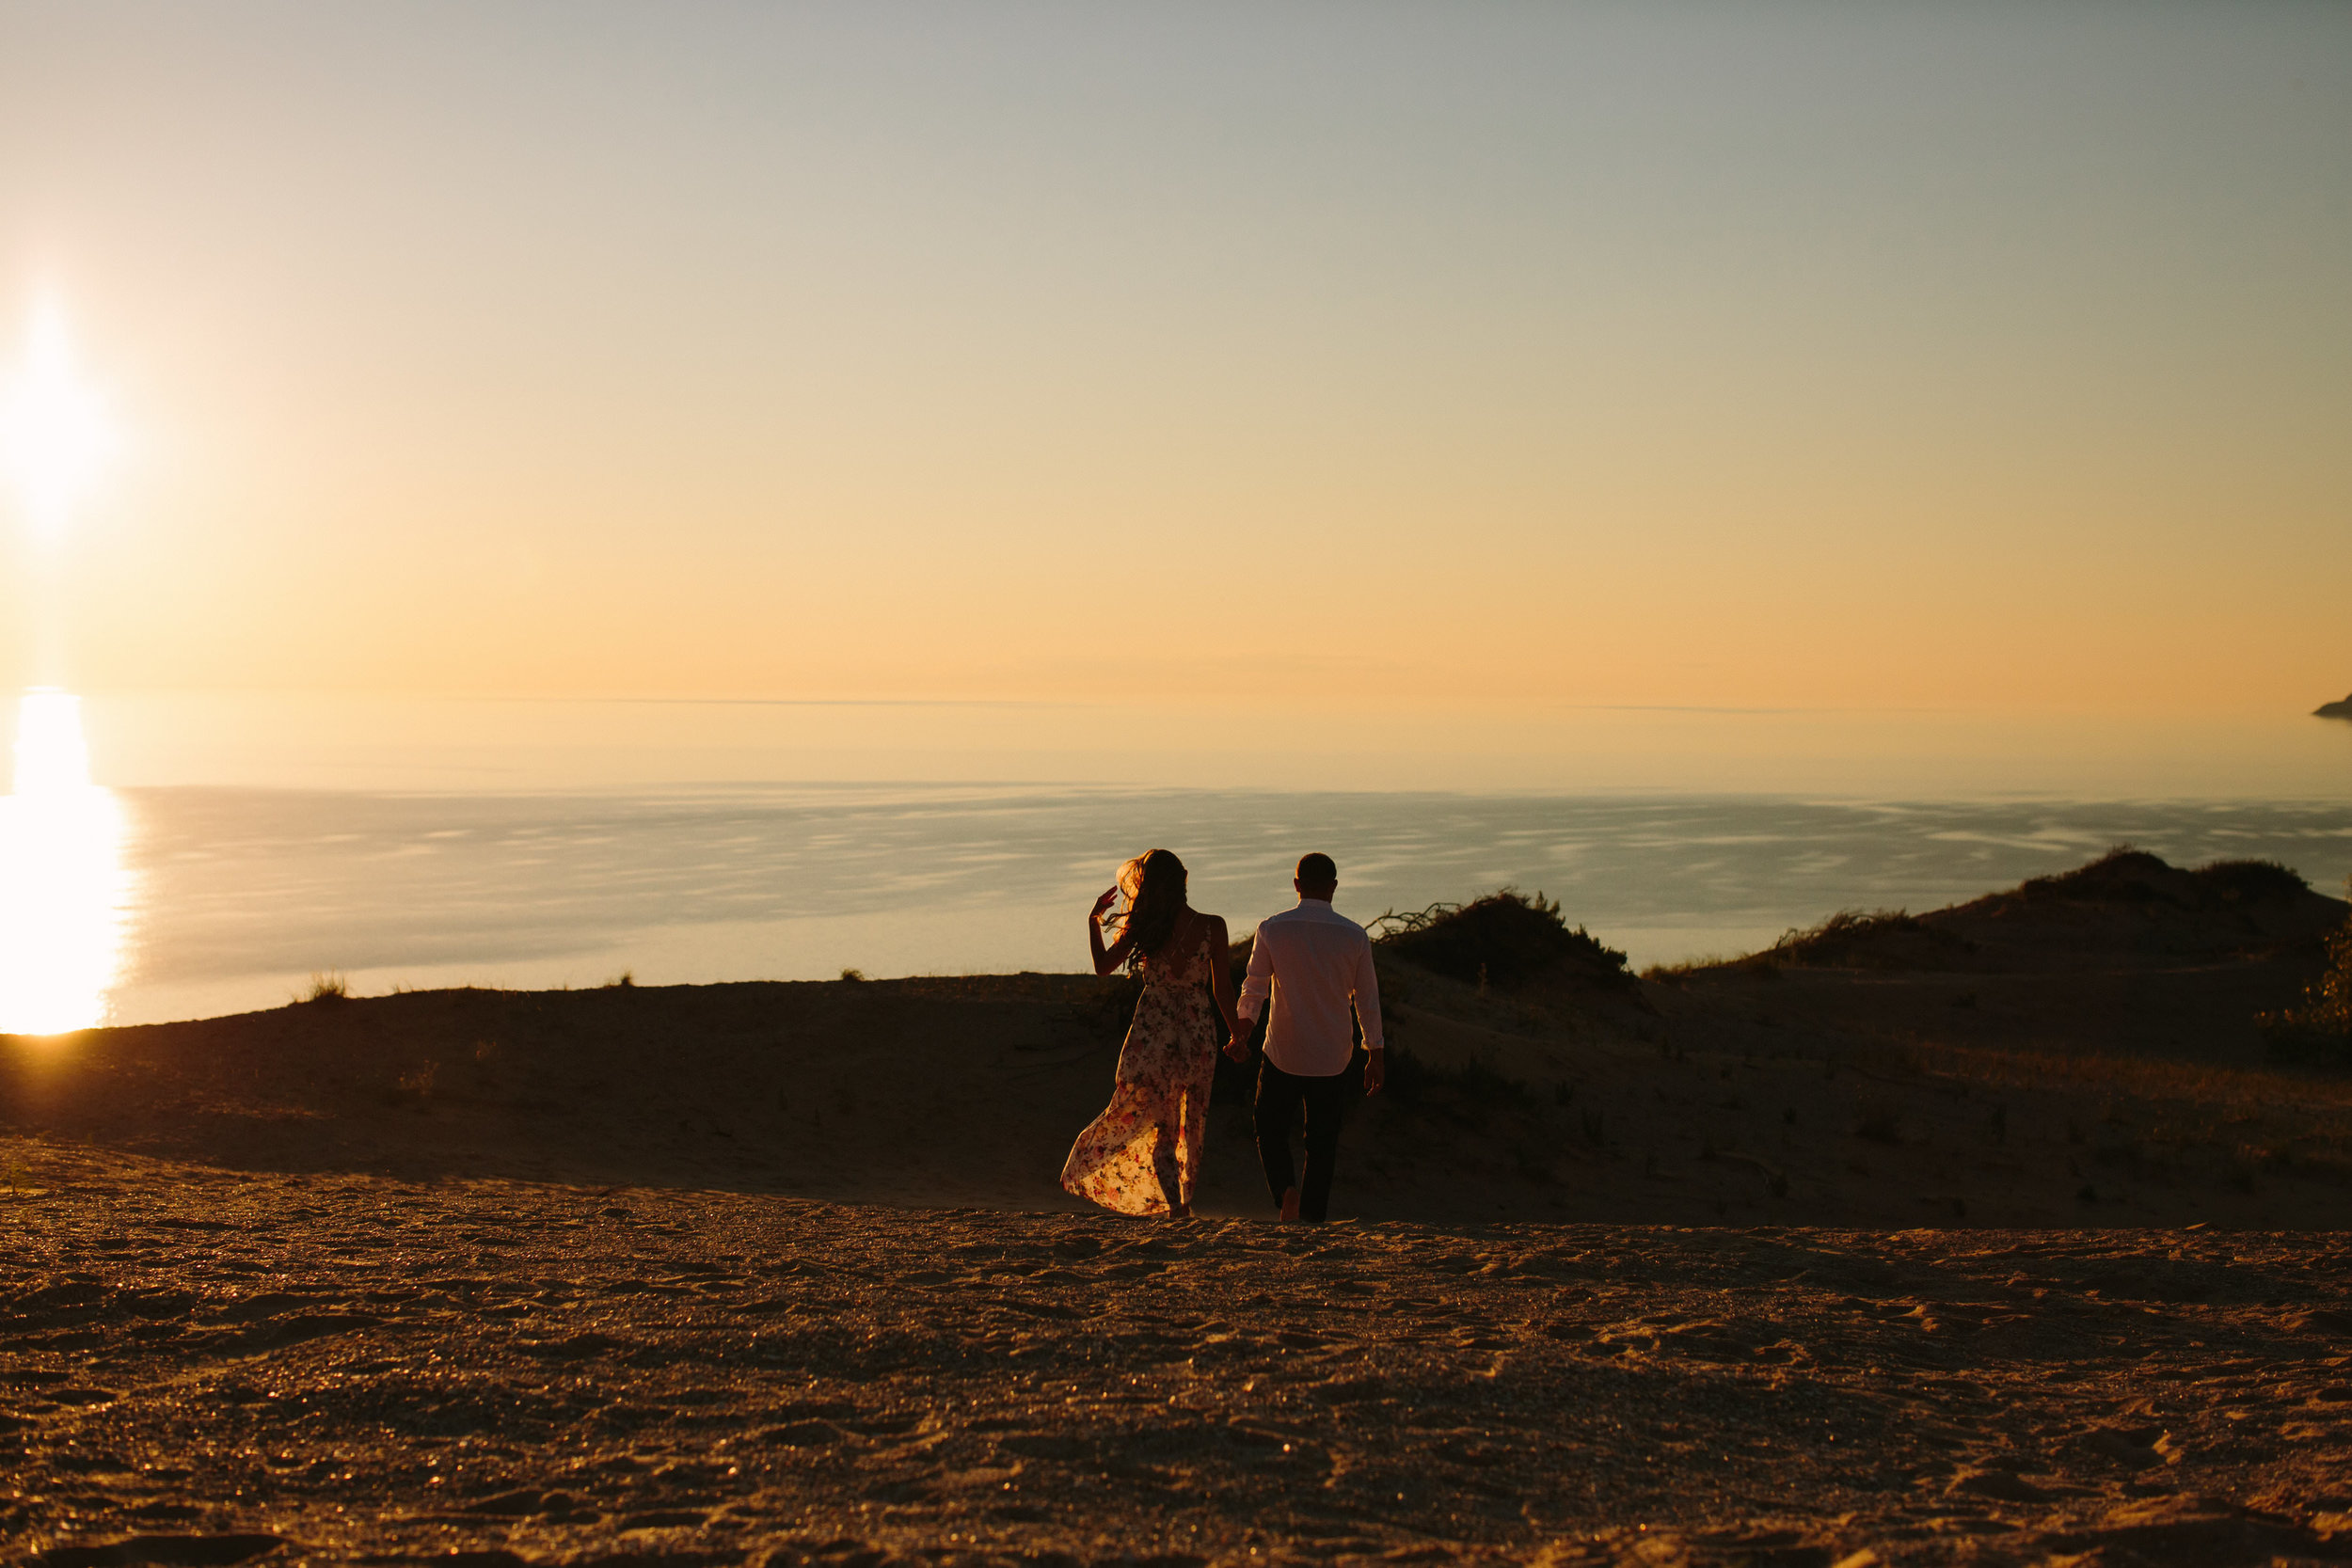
[3,1,2346,712]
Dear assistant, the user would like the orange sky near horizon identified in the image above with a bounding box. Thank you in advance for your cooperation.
[2,2,2347,720]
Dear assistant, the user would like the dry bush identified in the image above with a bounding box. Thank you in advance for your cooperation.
[2193,858,2312,903]
[385,1061,438,1108]
[1371,889,1631,993]
[2260,910,2352,1066]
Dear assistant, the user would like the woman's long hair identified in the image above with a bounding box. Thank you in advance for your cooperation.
[1119,848,1188,966]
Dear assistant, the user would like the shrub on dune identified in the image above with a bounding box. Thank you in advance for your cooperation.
[2191,858,2310,904]
[1370,889,1631,993]
[2020,846,2312,910]
[2260,901,2352,1066]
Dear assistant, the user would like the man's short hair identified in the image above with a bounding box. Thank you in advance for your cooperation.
[1296,852,1337,885]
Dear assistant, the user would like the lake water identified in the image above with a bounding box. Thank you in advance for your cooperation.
[4,692,2348,1032]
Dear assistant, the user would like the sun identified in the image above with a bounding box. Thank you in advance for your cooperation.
[0,297,113,543]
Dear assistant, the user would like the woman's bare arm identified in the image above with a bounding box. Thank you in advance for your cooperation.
[1205,914,1238,1035]
[1088,887,1135,975]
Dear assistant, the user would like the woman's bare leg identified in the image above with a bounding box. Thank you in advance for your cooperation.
[1153,1122,1190,1217]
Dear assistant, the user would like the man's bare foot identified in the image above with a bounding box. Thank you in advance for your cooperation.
[1279,1187,1300,1223]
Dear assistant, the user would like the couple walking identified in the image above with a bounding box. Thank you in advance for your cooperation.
[1058,849,1384,1222]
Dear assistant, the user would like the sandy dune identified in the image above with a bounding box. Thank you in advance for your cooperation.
[4,849,2350,1562]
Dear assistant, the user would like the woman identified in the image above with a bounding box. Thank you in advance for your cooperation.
[1059,848,1238,1218]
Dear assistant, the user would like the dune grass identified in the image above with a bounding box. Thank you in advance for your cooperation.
[1757,908,1975,970]
[1908,1037,2352,1187]
[1913,1037,2352,1111]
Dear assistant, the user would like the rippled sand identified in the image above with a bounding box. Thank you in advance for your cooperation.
[6,1142,2350,1566]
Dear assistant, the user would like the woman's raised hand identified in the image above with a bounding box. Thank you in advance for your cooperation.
[1091,887,1120,920]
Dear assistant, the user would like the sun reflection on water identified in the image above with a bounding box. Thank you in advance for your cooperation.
[0,689,132,1034]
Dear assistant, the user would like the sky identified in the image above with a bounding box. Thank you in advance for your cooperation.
[2,1,2348,720]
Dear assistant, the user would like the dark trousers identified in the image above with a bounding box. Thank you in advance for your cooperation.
[1254,1060,1347,1222]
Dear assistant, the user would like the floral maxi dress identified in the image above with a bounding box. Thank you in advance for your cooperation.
[1059,930,1219,1215]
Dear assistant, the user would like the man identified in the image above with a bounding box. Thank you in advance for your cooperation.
[1229,852,1384,1223]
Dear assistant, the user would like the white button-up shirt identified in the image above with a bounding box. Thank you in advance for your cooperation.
[1237,897,1385,1077]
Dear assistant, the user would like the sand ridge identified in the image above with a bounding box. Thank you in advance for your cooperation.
[3,954,2347,1231]
[5,855,2350,1562]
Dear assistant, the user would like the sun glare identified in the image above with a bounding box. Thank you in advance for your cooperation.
[0,690,131,1034]
[0,298,112,543]
[13,687,92,794]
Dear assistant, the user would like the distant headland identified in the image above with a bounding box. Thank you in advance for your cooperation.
[2318,691,2352,720]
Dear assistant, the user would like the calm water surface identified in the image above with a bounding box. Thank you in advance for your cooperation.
[51,784,2352,1029]
[5,694,2348,1030]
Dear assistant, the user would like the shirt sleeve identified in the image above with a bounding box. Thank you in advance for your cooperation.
[1237,926,1275,1021]
[1351,930,1384,1051]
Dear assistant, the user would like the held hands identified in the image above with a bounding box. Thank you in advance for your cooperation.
[1363,1049,1386,1096]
